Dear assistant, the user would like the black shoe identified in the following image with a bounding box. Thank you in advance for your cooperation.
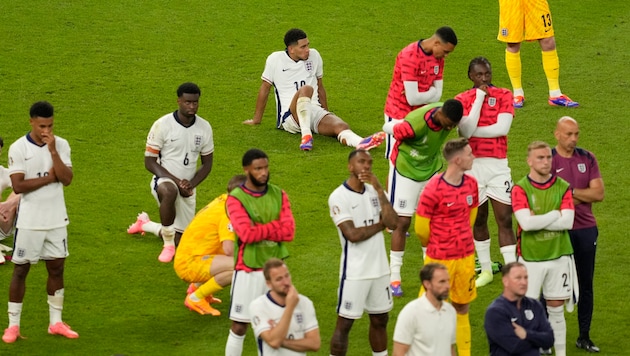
[576,338,600,353]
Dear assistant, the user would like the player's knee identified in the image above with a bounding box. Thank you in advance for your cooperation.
[231,321,248,336]
[369,313,389,329]
[297,85,314,97]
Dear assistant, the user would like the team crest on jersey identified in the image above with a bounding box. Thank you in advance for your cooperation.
[252,316,260,326]
[227,223,234,232]
[332,205,340,215]
[371,197,379,207]
[235,304,243,313]
[488,97,496,107]
[398,199,407,209]
[344,301,352,310]
[466,195,473,206]
[305,60,313,72]
[295,313,303,324]
[577,163,586,173]
[525,309,534,320]
[16,248,25,258]
[194,135,203,146]
[501,28,508,37]
[433,65,439,75]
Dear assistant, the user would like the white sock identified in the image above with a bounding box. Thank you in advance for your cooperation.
[8,302,22,327]
[513,88,524,97]
[372,351,388,356]
[48,288,64,325]
[337,129,362,147]
[296,97,313,137]
[142,221,162,237]
[549,89,562,98]
[500,245,517,264]
[422,247,427,261]
[162,225,175,247]
[474,239,492,272]
[389,251,404,283]
[225,329,246,356]
[547,305,567,356]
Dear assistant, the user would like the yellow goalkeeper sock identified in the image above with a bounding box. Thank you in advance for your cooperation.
[505,50,523,96]
[542,49,561,97]
[194,278,222,300]
[456,312,471,356]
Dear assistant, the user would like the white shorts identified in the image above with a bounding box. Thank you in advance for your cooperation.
[280,102,328,134]
[336,274,393,319]
[150,177,196,233]
[229,270,267,323]
[12,227,69,264]
[384,114,403,159]
[522,255,573,300]
[387,161,430,217]
[467,158,513,205]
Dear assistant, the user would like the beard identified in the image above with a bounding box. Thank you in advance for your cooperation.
[249,172,269,188]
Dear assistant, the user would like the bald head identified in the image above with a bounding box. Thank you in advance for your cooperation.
[554,116,579,156]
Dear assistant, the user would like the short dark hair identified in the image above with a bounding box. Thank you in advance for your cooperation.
[177,82,201,97]
[284,28,307,47]
[467,56,491,75]
[263,258,286,281]
[348,149,368,162]
[443,137,469,161]
[436,26,457,46]
[227,174,247,193]
[419,263,448,283]
[242,148,268,167]
[501,261,526,277]
[442,99,463,124]
[29,101,54,119]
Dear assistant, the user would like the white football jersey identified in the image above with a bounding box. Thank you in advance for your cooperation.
[0,165,11,191]
[329,183,390,280]
[261,49,324,128]
[8,135,72,229]
[145,112,214,180]
[250,292,319,356]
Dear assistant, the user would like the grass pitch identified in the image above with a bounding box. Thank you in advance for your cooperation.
[1,0,629,355]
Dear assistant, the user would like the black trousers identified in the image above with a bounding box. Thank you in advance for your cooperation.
[569,226,599,339]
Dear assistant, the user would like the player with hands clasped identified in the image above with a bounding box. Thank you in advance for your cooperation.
[484,262,554,355]
[127,82,214,263]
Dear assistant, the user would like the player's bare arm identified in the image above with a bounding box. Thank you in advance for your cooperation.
[282,328,321,352]
[188,152,213,189]
[43,133,73,186]
[316,77,328,110]
[260,286,300,349]
[10,167,65,195]
[338,218,385,244]
[0,192,19,222]
[144,156,180,184]
[244,80,272,125]
[392,341,411,356]
[221,240,234,257]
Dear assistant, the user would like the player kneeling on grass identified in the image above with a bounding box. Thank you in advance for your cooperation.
[173,175,246,316]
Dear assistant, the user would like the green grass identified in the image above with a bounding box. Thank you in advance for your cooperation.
[1,0,629,355]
